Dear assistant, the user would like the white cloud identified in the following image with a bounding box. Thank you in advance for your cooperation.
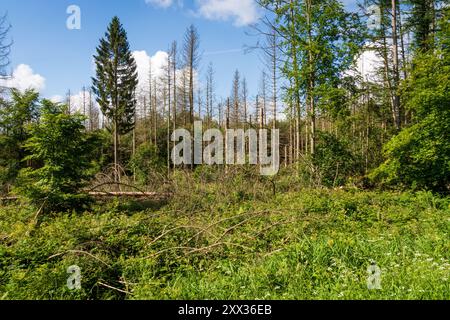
[355,49,383,82]
[133,50,169,90]
[145,0,174,8]
[0,64,45,92]
[195,0,260,26]
[68,90,92,114]
[145,0,260,26]
[50,95,64,103]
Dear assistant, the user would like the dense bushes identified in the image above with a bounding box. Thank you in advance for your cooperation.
[371,30,450,193]
[312,132,359,187]
[128,142,165,185]
[371,112,450,192]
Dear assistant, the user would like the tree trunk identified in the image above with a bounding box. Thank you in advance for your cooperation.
[391,0,401,130]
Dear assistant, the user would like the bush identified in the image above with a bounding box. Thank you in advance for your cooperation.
[371,33,450,193]
[128,142,165,185]
[311,132,357,187]
[370,112,450,192]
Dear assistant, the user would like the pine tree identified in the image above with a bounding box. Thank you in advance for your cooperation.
[92,16,138,182]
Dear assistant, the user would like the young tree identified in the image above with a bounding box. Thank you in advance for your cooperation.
[92,17,138,182]
[15,101,100,211]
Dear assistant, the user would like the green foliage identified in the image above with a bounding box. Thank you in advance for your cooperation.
[14,101,101,211]
[0,89,40,192]
[129,142,165,185]
[371,16,450,193]
[266,0,365,113]
[312,132,359,187]
[92,16,138,136]
[1,189,448,300]
[370,113,450,192]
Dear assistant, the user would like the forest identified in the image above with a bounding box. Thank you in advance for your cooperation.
[0,0,449,300]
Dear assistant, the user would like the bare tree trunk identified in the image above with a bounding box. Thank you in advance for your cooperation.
[271,30,277,130]
[172,42,177,130]
[306,0,315,155]
[153,78,157,146]
[391,0,401,130]
[114,119,118,183]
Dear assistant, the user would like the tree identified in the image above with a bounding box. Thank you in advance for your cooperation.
[183,25,200,125]
[406,0,437,51]
[205,62,215,128]
[242,77,248,127]
[371,7,450,192]
[0,89,40,191]
[92,16,138,182]
[231,70,241,127]
[0,13,11,79]
[259,0,365,154]
[15,101,100,211]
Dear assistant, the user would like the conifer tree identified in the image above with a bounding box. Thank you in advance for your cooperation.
[92,16,138,182]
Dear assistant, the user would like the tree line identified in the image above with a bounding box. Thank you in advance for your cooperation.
[0,1,449,210]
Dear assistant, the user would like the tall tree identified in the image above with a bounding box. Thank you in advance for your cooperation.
[171,41,178,130]
[242,77,248,127]
[406,0,437,51]
[92,17,138,182]
[258,0,365,154]
[391,0,401,129]
[205,62,215,128]
[0,13,11,80]
[231,70,241,127]
[183,25,200,126]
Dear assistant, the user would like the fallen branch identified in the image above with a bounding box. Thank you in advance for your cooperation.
[97,281,131,295]
[87,181,147,194]
[89,191,170,198]
[48,250,112,268]
[0,196,19,201]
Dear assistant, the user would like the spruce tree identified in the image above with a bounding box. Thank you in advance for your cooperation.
[92,16,138,182]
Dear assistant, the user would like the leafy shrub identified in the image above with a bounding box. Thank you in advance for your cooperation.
[302,132,359,188]
[370,112,450,192]
[128,142,165,185]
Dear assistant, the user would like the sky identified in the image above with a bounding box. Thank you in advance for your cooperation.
[1,0,361,104]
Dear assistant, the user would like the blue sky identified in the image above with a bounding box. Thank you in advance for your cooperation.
[1,0,359,101]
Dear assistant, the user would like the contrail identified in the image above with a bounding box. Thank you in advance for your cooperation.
[203,48,243,56]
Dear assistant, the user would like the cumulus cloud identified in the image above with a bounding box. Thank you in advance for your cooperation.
[145,0,174,8]
[355,50,383,82]
[0,64,45,92]
[195,0,261,26]
[145,0,260,26]
[133,50,169,90]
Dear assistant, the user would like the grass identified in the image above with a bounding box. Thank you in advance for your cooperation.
[0,187,449,300]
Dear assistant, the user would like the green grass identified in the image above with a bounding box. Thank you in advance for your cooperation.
[0,189,449,300]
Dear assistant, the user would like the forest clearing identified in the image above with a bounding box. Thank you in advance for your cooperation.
[0,0,449,302]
